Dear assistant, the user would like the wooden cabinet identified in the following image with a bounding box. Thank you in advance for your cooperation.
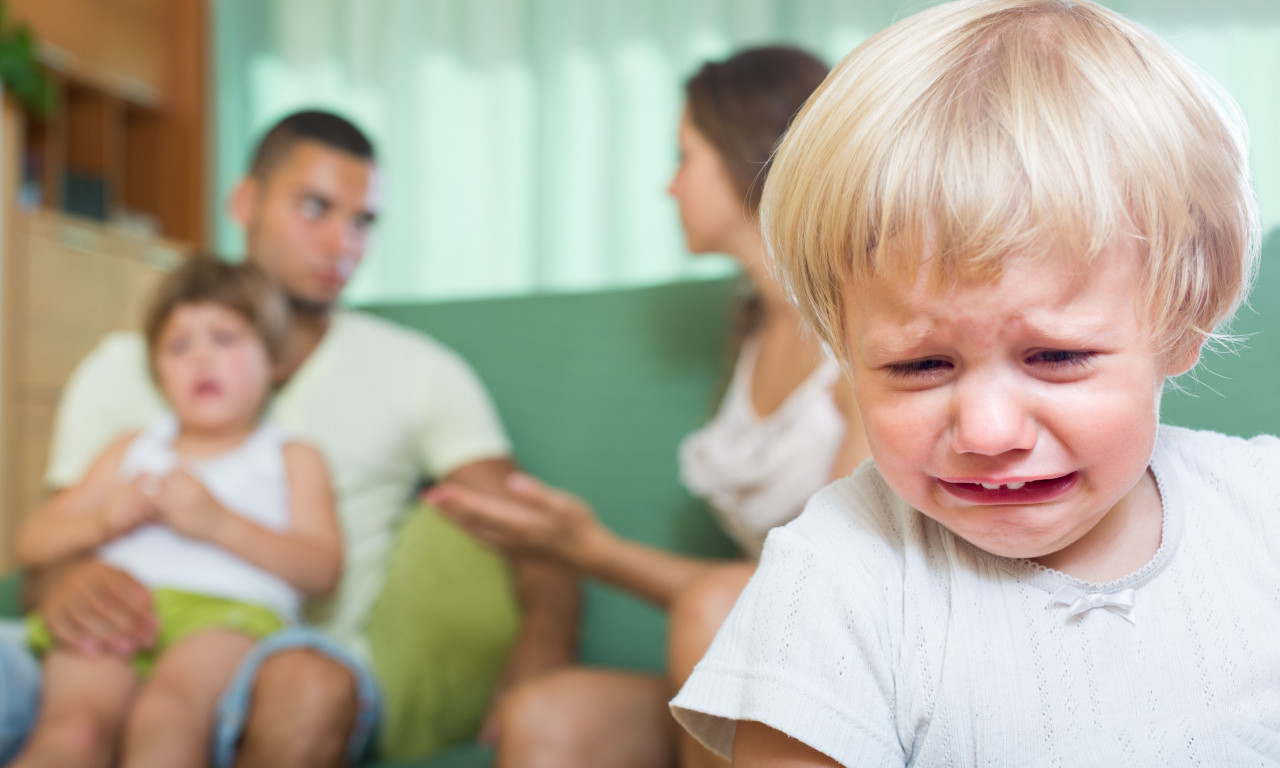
[0,0,206,569]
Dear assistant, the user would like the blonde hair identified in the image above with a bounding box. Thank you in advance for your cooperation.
[763,0,1258,366]
[144,255,289,385]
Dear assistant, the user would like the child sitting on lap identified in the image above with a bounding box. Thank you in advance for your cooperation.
[13,256,342,768]
[671,0,1277,764]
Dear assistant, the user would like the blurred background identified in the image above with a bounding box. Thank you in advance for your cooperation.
[0,0,1276,561]
[4,0,1276,303]
[215,0,1280,303]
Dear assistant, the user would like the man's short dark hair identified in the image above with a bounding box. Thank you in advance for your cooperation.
[248,109,376,181]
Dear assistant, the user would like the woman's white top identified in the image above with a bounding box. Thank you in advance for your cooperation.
[98,414,299,620]
[672,425,1280,765]
[678,337,845,558]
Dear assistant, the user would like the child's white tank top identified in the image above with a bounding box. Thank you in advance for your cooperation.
[98,414,299,620]
[679,338,846,559]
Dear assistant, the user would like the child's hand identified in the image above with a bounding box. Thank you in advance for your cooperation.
[151,466,228,541]
[100,477,159,539]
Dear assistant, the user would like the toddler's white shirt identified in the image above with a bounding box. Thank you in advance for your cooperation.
[672,425,1280,766]
[100,414,299,620]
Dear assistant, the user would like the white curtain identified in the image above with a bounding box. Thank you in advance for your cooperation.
[213,0,1280,304]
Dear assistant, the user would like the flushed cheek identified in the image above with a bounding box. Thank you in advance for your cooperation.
[1074,425,1158,505]
[859,399,942,502]
[859,383,945,448]
[238,358,273,401]
[225,368,267,401]
[1046,386,1159,470]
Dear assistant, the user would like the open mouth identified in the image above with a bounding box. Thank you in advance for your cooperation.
[193,380,221,397]
[936,472,1078,503]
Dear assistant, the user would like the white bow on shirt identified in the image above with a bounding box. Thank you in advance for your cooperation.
[1050,584,1137,624]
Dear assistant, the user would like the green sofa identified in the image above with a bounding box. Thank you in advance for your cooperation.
[359,275,743,767]
[2,227,1278,766]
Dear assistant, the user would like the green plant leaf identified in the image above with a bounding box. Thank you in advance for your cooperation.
[0,8,54,117]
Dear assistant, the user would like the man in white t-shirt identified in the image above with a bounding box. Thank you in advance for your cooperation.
[0,110,579,767]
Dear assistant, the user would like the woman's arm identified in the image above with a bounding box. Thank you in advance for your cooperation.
[731,721,842,768]
[828,378,871,481]
[427,473,729,607]
[17,433,153,569]
[579,518,727,607]
[152,442,342,596]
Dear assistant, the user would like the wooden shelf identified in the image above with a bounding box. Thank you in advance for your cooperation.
[20,74,176,239]
[10,0,166,104]
[9,0,207,243]
[122,103,163,226]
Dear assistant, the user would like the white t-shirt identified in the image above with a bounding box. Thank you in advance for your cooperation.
[101,414,299,620]
[678,338,845,558]
[46,311,512,659]
[672,425,1280,766]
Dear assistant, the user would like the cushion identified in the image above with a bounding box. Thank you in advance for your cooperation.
[365,503,518,761]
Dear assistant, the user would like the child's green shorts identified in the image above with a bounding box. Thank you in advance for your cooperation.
[27,588,285,676]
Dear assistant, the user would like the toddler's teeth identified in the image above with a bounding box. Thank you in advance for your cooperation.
[980,482,1001,490]
[1005,481,1026,490]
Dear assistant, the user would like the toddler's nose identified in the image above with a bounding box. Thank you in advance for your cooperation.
[949,373,1037,456]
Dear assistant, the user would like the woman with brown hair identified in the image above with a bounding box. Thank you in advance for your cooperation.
[429,46,869,768]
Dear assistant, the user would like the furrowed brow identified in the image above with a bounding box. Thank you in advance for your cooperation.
[861,320,938,361]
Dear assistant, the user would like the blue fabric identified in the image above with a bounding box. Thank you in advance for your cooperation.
[213,626,382,768]
[0,620,40,764]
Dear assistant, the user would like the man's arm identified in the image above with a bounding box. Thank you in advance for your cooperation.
[23,559,156,655]
[442,457,581,738]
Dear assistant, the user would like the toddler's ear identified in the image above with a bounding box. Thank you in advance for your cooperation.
[1165,333,1204,377]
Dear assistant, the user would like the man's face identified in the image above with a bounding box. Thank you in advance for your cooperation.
[238,140,381,310]
[843,239,1193,567]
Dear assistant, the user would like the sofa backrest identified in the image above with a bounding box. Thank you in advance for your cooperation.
[365,277,741,672]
